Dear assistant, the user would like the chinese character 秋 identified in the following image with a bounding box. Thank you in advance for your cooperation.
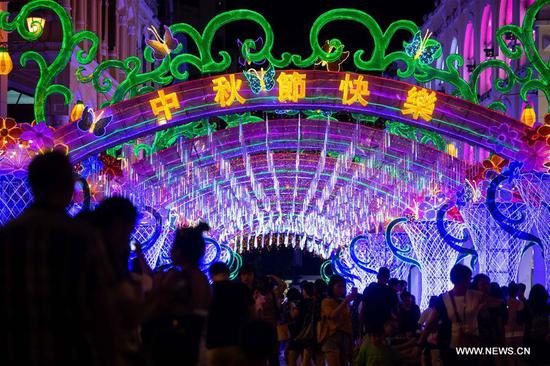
[212,74,246,107]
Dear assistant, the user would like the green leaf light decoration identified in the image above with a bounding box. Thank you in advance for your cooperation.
[134,119,217,157]
[0,0,99,123]
[1,0,549,124]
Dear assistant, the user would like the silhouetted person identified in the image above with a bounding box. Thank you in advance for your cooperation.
[94,197,138,280]
[524,284,549,365]
[143,222,211,366]
[93,197,143,362]
[504,282,525,366]
[239,263,256,290]
[418,264,484,366]
[397,291,421,336]
[206,262,254,366]
[239,320,278,366]
[362,267,398,336]
[320,275,354,366]
[253,274,286,366]
[0,151,117,365]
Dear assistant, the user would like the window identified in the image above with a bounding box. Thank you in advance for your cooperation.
[463,21,475,80]
[480,5,493,94]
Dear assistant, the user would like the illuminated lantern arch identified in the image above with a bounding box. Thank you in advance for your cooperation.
[54,71,531,164]
[1,0,549,301]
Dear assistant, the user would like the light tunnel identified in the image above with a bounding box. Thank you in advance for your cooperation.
[31,70,549,300]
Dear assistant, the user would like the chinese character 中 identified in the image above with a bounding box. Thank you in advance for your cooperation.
[149,90,181,121]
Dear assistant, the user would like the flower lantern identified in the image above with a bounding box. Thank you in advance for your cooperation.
[521,104,536,127]
[0,118,22,148]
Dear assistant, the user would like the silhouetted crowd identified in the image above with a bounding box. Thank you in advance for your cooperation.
[0,151,549,366]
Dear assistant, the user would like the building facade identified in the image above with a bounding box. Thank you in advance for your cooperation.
[421,0,548,122]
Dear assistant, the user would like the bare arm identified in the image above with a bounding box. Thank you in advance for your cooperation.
[417,307,439,345]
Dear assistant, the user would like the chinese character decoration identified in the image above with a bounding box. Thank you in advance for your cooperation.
[150,90,181,122]
[401,86,437,121]
[339,74,370,106]
[277,72,306,102]
[212,74,246,107]
[315,40,350,71]
[243,65,276,94]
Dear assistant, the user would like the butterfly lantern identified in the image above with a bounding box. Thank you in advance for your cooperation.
[146,25,179,60]
[76,106,112,137]
[314,40,350,72]
[237,37,266,67]
[243,65,276,94]
[404,30,441,65]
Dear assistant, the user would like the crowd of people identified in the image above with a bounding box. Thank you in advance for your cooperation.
[0,151,549,366]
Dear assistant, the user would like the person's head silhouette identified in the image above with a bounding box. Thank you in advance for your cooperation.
[171,222,210,266]
[28,151,74,209]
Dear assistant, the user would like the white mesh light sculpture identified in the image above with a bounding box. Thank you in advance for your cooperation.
[0,174,32,225]
[461,164,539,286]
[401,219,469,309]
[515,172,550,289]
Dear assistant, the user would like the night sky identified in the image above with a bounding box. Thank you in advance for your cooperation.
[221,0,437,57]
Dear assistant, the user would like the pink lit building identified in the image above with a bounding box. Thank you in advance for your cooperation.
[421,0,549,122]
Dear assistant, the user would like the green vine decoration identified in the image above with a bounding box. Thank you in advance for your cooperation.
[496,0,550,106]
[79,0,548,112]
[134,119,216,157]
[3,0,549,122]
[0,0,99,123]
[386,121,447,151]
[219,113,264,128]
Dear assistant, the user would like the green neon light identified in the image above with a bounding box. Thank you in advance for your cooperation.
[0,1,99,123]
[134,119,216,157]
[75,0,550,112]
[386,121,447,151]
